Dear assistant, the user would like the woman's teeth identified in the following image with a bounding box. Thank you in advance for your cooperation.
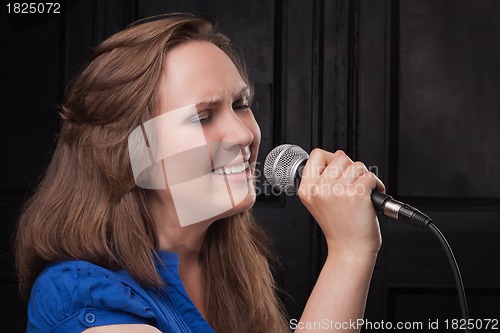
[213,161,249,175]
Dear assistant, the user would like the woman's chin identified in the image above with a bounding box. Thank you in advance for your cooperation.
[215,189,256,221]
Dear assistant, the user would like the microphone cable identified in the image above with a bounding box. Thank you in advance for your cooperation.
[427,221,470,333]
[373,192,470,331]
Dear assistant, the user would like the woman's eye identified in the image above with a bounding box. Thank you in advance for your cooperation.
[190,112,211,124]
[233,104,249,112]
[233,99,250,112]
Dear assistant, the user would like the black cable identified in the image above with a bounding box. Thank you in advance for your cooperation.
[428,222,470,333]
[369,194,470,330]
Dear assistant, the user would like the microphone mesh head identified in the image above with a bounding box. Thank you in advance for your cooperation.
[264,144,309,193]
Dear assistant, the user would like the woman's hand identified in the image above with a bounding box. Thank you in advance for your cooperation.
[297,149,385,258]
[295,149,385,332]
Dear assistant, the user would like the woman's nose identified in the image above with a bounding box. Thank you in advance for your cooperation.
[220,108,254,148]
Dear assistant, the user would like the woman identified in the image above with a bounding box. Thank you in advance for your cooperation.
[16,13,383,333]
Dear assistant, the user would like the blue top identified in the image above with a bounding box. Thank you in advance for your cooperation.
[27,252,215,333]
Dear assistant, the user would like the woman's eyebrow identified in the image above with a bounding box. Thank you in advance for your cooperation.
[194,86,252,109]
[195,97,223,109]
[235,86,251,99]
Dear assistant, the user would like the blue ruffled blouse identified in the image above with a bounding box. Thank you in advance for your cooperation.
[26,252,215,333]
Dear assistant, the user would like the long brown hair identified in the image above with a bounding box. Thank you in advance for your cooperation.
[15,13,288,332]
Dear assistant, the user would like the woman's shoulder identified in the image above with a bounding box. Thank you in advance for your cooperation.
[28,260,156,333]
[31,260,143,308]
[34,259,124,283]
[33,259,135,291]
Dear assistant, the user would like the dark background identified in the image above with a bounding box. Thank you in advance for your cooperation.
[1,0,499,332]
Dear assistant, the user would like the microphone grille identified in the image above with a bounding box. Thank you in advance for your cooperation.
[264,144,309,193]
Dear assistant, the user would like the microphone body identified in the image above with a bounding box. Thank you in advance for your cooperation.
[264,144,432,228]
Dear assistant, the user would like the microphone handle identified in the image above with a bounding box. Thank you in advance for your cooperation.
[294,159,432,228]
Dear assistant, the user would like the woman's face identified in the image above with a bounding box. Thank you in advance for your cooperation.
[144,40,261,227]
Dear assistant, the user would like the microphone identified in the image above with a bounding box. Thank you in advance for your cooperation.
[263,144,432,229]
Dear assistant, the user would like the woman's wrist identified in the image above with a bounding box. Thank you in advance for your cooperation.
[326,245,379,266]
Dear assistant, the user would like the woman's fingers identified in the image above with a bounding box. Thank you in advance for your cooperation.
[298,149,332,199]
[300,148,335,181]
[356,171,386,194]
[321,150,353,182]
[299,149,346,201]
[301,148,374,188]
[297,148,384,256]
[337,161,369,185]
[299,149,352,189]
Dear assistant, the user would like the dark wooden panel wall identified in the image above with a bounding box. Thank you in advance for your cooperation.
[1,0,499,331]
